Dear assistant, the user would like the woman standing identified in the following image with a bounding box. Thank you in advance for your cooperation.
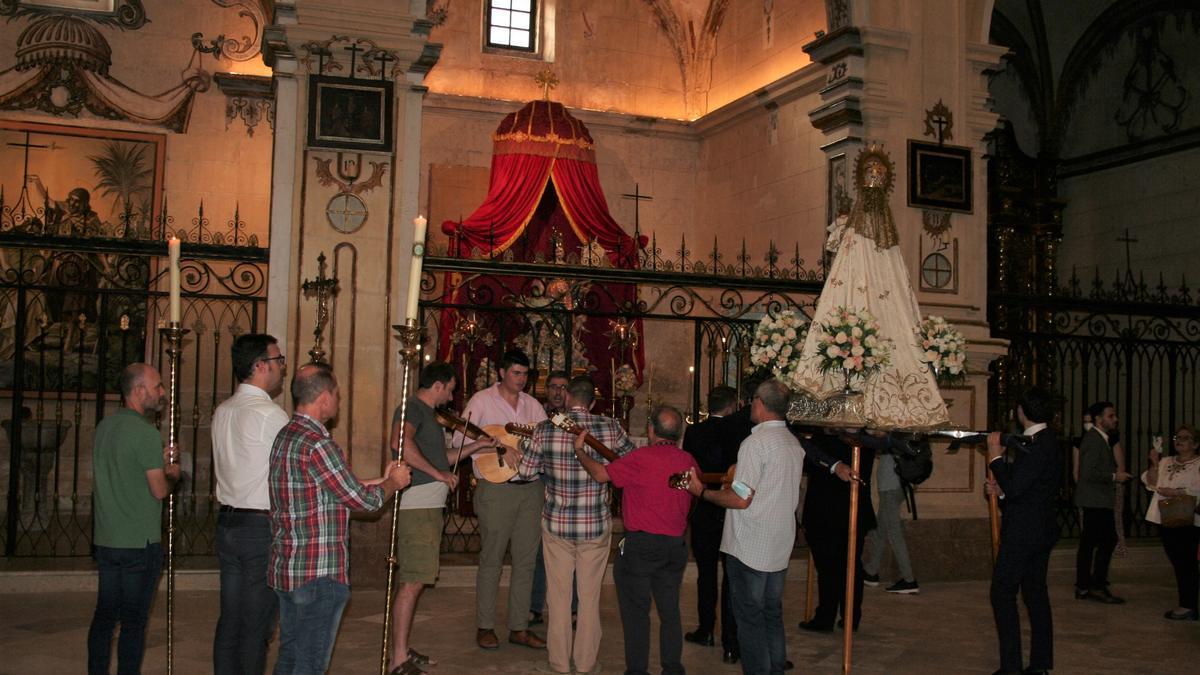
[1142,425,1200,620]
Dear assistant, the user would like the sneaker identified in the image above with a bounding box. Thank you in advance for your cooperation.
[886,579,920,594]
[863,572,880,587]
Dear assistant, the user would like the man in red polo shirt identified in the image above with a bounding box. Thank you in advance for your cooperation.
[574,404,698,675]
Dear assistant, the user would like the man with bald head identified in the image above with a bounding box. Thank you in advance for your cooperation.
[88,362,181,675]
[269,363,412,674]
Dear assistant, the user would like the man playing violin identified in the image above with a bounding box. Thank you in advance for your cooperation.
[462,349,549,651]
[518,374,635,675]
[388,361,497,674]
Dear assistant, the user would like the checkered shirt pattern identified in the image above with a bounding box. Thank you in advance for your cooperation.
[268,413,385,591]
[519,408,635,541]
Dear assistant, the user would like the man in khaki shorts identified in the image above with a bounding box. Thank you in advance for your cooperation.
[388,362,496,674]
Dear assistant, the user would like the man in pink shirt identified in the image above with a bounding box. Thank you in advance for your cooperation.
[461,349,548,651]
[575,405,698,675]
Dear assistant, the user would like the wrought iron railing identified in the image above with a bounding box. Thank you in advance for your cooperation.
[0,222,267,558]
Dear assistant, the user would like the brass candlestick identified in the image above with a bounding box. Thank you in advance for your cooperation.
[380,320,423,674]
[159,321,188,675]
[301,252,338,364]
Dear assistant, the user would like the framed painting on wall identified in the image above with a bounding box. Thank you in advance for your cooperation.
[307,75,394,153]
[907,141,972,213]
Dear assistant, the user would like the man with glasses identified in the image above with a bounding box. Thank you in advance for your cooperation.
[531,370,572,627]
[211,334,289,674]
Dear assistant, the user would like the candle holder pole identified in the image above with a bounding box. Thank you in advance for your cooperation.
[159,321,188,675]
[380,320,423,674]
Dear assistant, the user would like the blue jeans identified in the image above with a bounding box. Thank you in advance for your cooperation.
[726,554,787,675]
[214,511,278,675]
[273,577,350,674]
[87,543,163,675]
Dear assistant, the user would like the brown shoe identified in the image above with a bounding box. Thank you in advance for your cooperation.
[476,628,499,650]
[508,629,547,649]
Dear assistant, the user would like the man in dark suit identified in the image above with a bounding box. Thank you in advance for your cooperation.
[681,385,743,663]
[1074,401,1132,603]
[798,429,877,632]
[986,387,1061,675]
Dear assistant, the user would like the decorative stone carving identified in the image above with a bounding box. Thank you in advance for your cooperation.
[641,0,731,118]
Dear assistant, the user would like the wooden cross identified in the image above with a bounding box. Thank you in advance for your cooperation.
[534,69,559,100]
[301,252,339,364]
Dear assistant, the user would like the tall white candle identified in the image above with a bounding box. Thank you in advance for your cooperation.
[405,215,428,323]
[168,236,181,324]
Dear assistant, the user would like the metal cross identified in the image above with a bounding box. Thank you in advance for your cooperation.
[620,183,653,237]
[374,51,396,81]
[7,132,50,184]
[301,252,339,364]
[1117,228,1138,287]
[534,69,559,100]
[343,42,364,78]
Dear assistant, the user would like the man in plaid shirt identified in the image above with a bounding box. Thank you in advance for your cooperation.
[518,375,635,675]
[269,363,411,673]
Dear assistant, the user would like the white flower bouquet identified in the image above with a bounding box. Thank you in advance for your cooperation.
[749,310,809,382]
[815,306,892,387]
[613,363,639,396]
[917,315,967,384]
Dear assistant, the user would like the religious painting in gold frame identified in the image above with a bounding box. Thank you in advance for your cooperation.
[307,75,394,153]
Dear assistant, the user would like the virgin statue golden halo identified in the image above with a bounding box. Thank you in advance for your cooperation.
[854,143,896,195]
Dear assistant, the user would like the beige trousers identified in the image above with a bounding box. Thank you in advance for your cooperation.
[474,479,544,631]
[542,524,610,674]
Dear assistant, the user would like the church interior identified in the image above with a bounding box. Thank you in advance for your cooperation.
[0,0,1198,673]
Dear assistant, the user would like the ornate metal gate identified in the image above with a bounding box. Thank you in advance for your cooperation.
[0,209,268,558]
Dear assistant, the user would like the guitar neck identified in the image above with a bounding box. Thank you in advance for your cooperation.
[582,434,619,463]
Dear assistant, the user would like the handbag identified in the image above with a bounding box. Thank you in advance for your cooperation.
[1159,494,1198,528]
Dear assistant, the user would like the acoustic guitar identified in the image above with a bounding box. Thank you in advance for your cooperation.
[548,412,618,461]
[434,409,537,484]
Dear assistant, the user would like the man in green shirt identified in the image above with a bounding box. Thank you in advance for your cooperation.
[87,363,180,675]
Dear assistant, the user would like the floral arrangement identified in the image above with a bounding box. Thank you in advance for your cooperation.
[613,364,639,396]
[815,306,891,383]
[917,315,967,384]
[749,310,809,382]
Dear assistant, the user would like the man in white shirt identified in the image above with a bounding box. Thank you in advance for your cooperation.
[211,334,289,675]
[686,379,805,675]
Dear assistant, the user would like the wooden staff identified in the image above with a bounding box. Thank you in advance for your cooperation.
[842,444,861,675]
[987,464,1001,562]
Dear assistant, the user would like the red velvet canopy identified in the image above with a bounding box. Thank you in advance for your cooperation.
[438,99,646,407]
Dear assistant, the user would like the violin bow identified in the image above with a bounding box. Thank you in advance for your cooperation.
[450,411,473,474]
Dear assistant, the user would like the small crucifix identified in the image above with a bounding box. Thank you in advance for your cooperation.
[301,252,339,364]
[534,69,559,100]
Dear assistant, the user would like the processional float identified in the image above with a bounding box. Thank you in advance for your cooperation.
[784,145,1005,673]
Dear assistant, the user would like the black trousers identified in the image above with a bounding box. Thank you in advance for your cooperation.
[690,503,737,648]
[991,534,1054,672]
[806,526,865,628]
[1075,507,1118,590]
[614,531,688,675]
[1161,525,1200,611]
[214,512,278,675]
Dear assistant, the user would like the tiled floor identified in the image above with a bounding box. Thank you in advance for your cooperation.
[1,545,1197,674]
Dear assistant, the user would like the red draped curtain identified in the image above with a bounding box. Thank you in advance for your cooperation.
[437,149,646,408]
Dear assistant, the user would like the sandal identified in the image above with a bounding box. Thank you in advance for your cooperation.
[387,658,426,675]
[408,647,436,667]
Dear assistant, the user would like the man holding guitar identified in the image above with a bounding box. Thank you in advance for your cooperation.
[461,350,549,651]
[387,362,497,674]
[517,375,635,675]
